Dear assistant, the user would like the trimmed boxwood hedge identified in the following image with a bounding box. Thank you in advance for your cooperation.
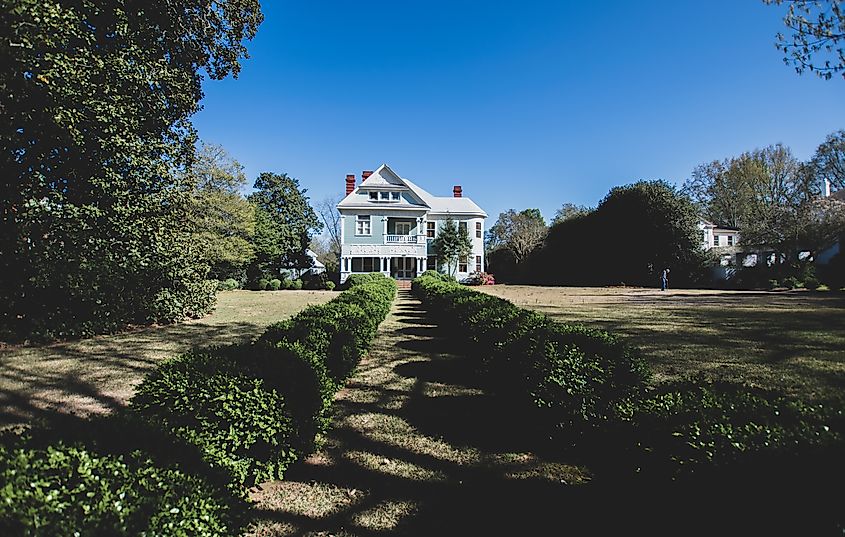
[412,273,845,475]
[0,443,240,536]
[612,379,844,475]
[411,274,649,425]
[130,274,397,488]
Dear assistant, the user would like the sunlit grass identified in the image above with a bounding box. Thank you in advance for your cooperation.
[479,285,845,401]
[0,290,334,427]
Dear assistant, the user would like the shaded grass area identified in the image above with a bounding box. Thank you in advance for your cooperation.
[247,291,841,536]
[479,285,845,401]
[0,290,333,428]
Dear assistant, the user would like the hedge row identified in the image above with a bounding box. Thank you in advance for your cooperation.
[0,443,237,536]
[412,271,650,426]
[0,274,396,535]
[411,272,843,474]
[130,273,397,488]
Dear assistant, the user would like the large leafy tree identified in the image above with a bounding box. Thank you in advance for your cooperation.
[248,172,322,278]
[0,1,263,340]
[486,208,548,264]
[188,142,256,280]
[552,203,592,225]
[766,0,845,80]
[539,181,704,287]
[810,130,845,190]
[683,144,837,258]
[432,216,472,277]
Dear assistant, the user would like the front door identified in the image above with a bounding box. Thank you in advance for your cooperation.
[391,257,416,279]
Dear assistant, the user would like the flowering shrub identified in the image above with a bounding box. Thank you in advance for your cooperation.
[463,271,495,286]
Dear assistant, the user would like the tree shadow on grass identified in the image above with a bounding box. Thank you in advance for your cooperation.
[247,293,844,536]
[0,320,265,430]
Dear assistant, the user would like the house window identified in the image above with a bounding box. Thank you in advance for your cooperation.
[391,192,400,201]
[427,256,436,270]
[475,222,482,238]
[713,235,720,247]
[426,222,435,238]
[395,222,411,235]
[369,192,377,200]
[351,257,378,272]
[380,191,390,200]
[459,256,469,273]
[475,255,482,272]
[356,215,371,235]
[727,235,734,246]
[459,221,467,235]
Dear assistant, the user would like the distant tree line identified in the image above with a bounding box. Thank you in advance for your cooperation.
[487,130,845,289]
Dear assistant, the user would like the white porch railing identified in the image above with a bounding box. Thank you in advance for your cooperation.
[384,234,425,244]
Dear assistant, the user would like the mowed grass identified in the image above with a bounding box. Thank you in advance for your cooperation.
[478,285,845,401]
[0,290,334,428]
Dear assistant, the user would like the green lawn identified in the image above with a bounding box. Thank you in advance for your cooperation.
[479,285,845,401]
[0,290,334,428]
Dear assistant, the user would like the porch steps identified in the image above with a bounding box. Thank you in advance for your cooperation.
[395,279,413,290]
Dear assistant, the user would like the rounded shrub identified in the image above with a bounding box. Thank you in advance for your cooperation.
[290,279,303,290]
[268,279,282,291]
[325,281,336,291]
[130,350,299,487]
[257,278,269,291]
[0,442,240,536]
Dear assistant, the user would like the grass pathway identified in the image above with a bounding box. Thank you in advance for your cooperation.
[246,290,590,536]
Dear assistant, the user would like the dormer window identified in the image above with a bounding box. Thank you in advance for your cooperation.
[367,190,401,203]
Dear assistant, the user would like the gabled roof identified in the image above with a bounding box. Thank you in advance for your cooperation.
[337,163,487,217]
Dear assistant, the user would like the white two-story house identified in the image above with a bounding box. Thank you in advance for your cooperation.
[337,164,487,284]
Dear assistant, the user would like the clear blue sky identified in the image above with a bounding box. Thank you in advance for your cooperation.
[194,0,844,223]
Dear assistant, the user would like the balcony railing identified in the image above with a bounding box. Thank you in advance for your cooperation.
[384,234,426,244]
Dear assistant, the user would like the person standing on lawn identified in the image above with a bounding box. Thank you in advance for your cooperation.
[661,268,670,291]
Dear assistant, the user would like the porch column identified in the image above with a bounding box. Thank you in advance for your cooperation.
[386,256,392,278]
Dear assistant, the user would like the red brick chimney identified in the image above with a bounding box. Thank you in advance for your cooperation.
[345,174,356,195]
[453,185,462,198]
[362,170,373,181]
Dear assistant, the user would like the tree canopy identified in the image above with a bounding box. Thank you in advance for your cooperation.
[683,143,840,257]
[248,172,322,279]
[432,216,472,277]
[810,130,845,190]
[537,181,704,287]
[187,142,256,280]
[486,208,548,264]
[766,0,845,80]
[0,0,263,340]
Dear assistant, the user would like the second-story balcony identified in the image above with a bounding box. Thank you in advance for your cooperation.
[384,234,426,245]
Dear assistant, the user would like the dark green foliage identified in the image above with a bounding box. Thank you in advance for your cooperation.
[217,278,240,291]
[432,216,473,276]
[343,272,383,289]
[412,274,649,425]
[257,278,269,291]
[248,173,322,277]
[1,0,263,341]
[613,380,844,475]
[130,276,396,490]
[290,279,303,290]
[130,351,298,487]
[0,443,239,536]
[534,181,705,287]
[325,281,336,291]
[268,278,282,291]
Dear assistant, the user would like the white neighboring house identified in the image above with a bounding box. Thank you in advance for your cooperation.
[336,164,487,284]
[280,249,326,280]
[699,219,740,251]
